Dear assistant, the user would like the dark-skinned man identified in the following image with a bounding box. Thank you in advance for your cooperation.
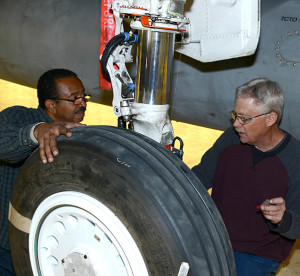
[0,68,89,275]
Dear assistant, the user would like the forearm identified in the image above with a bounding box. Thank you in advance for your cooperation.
[269,210,300,239]
[0,123,38,162]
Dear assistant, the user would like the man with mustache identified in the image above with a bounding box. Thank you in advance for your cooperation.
[192,78,300,275]
[0,68,88,275]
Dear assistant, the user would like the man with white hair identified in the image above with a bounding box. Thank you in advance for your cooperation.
[192,78,300,275]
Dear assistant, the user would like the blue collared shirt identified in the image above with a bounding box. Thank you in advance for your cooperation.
[0,106,52,249]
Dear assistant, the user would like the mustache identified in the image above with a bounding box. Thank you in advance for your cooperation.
[75,107,86,114]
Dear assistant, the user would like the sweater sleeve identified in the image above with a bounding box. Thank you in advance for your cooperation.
[0,107,40,163]
[269,181,300,239]
[269,208,300,240]
[270,136,300,239]
[192,127,240,189]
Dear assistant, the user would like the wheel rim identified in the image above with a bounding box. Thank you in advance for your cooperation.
[29,191,148,276]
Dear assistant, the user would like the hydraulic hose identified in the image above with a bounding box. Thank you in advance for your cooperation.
[101,32,138,80]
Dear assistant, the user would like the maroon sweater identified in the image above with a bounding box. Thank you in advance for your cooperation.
[192,127,300,262]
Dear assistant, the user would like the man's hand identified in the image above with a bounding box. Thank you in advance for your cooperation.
[34,122,85,163]
[260,197,286,224]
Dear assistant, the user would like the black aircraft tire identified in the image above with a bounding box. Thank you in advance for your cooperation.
[9,126,236,276]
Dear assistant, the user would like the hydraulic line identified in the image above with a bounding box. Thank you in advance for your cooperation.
[101,32,138,80]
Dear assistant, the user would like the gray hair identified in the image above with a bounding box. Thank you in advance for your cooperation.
[235,78,284,124]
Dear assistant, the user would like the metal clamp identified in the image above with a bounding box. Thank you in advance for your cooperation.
[170,136,184,159]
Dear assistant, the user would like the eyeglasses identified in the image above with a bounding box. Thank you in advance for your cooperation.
[50,94,91,105]
[230,110,271,125]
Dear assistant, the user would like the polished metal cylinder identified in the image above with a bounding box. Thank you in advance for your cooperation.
[135,30,175,105]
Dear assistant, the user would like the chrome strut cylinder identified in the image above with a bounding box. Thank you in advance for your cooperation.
[135,30,175,105]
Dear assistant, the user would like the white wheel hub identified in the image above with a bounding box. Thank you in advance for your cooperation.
[29,191,148,276]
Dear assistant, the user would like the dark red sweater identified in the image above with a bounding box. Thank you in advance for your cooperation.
[192,127,300,262]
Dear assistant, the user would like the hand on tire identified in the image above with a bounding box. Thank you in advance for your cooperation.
[34,122,86,163]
